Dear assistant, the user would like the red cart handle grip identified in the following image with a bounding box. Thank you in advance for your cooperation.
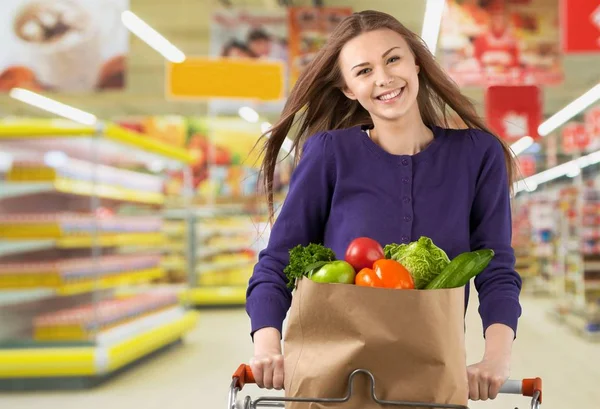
[232,364,255,390]
[522,377,543,403]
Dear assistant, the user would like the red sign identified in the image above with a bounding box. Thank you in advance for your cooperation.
[562,122,589,153]
[485,85,542,143]
[585,107,600,140]
[518,154,537,177]
[561,0,600,53]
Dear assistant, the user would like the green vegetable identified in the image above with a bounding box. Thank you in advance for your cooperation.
[309,260,356,284]
[283,243,336,288]
[384,236,451,289]
[425,249,494,290]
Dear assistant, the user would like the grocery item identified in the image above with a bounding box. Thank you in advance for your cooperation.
[308,260,356,284]
[384,236,451,289]
[283,243,336,288]
[425,249,495,290]
[344,237,385,272]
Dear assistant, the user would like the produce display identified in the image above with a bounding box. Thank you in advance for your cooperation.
[284,236,495,291]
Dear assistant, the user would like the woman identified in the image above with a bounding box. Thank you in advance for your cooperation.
[246,10,522,403]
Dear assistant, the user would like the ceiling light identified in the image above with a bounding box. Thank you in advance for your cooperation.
[121,11,185,63]
[282,138,295,157]
[238,107,259,123]
[510,136,534,156]
[421,0,446,55]
[538,83,600,136]
[515,147,600,193]
[260,122,272,135]
[9,88,97,125]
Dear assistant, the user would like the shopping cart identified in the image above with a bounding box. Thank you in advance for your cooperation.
[229,364,542,409]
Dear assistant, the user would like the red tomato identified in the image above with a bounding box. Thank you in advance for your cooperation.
[344,237,385,272]
[373,259,414,289]
[355,268,384,287]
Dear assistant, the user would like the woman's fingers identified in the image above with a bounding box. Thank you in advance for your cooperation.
[272,355,285,390]
[467,365,480,401]
[249,357,265,388]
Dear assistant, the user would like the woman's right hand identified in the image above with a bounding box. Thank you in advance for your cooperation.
[250,327,285,390]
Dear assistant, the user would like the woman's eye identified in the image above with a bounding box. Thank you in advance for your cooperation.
[357,68,371,76]
[388,56,400,63]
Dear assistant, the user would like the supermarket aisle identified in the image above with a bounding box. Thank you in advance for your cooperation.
[1,293,598,409]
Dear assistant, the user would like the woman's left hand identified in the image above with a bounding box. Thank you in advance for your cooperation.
[467,353,511,401]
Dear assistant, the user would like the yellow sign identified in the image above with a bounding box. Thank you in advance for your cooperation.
[166,57,285,101]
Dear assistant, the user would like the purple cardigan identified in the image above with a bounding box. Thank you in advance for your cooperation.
[246,125,522,338]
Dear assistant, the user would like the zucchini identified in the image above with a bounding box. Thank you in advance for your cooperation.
[425,249,494,290]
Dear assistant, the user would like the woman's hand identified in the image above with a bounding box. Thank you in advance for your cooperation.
[250,327,285,390]
[467,354,510,400]
[468,323,514,401]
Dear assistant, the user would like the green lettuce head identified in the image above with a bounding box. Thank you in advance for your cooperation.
[386,236,450,289]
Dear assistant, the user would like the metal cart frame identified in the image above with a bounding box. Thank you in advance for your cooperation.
[229,364,542,409]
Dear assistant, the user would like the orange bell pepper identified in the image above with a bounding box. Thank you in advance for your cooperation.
[355,259,414,289]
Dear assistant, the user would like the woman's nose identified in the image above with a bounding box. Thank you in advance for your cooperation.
[375,70,394,87]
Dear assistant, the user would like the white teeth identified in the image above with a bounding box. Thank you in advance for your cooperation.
[378,88,402,101]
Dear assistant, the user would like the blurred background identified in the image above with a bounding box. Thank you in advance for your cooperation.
[0,0,598,408]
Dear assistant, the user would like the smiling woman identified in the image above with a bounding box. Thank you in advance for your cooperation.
[247,9,523,403]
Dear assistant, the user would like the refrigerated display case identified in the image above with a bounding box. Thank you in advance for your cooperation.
[0,119,199,388]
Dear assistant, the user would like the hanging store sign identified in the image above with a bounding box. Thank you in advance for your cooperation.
[485,85,542,143]
[166,57,285,101]
[561,0,600,53]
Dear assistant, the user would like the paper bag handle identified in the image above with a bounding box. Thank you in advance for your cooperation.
[232,364,255,390]
[500,378,543,403]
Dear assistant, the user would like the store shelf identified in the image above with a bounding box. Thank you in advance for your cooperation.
[0,120,193,165]
[0,289,55,307]
[0,233,164,249]
[0,180,164,204]
[0,309,199,378]
[0,267,165,296]
[180,286,246,306]
[197,259,255,273]
[0,240,55,257]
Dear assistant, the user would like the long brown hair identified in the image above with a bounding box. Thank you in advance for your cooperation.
[257,10,517,221]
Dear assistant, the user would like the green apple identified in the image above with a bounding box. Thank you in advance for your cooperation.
[309,261,356,284]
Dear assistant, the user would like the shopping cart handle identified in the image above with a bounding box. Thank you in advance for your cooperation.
[500,378,543,403]
[232,364,256,390]
[232,364,542,404]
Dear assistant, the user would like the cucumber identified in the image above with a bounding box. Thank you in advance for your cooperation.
[425,249,494,290]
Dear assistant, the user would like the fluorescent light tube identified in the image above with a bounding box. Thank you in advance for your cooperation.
[261,122,272,134]
[538,83,600,136]
[514,146,600,193]
[238,107,259,123]
[421,0,446,54]
[121,11,185,63]
[510,136,534,156]
[9,88,97,125]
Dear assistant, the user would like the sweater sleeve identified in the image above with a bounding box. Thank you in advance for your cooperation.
[470,133,522,338]
[246,132,335,339]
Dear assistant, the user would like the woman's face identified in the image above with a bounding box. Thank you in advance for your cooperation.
[338,29,421,123]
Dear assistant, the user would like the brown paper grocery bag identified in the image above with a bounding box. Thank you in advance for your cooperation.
[283,279,468,409]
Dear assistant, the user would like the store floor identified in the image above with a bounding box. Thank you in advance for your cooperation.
[1,292,598,409]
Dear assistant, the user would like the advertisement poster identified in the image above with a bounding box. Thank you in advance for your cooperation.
[0,0,129,93]
[485,85,542,143]
[439,0,563,86]
[208,9,288,115]
[561,0,600,53]
[288,7,353,85]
